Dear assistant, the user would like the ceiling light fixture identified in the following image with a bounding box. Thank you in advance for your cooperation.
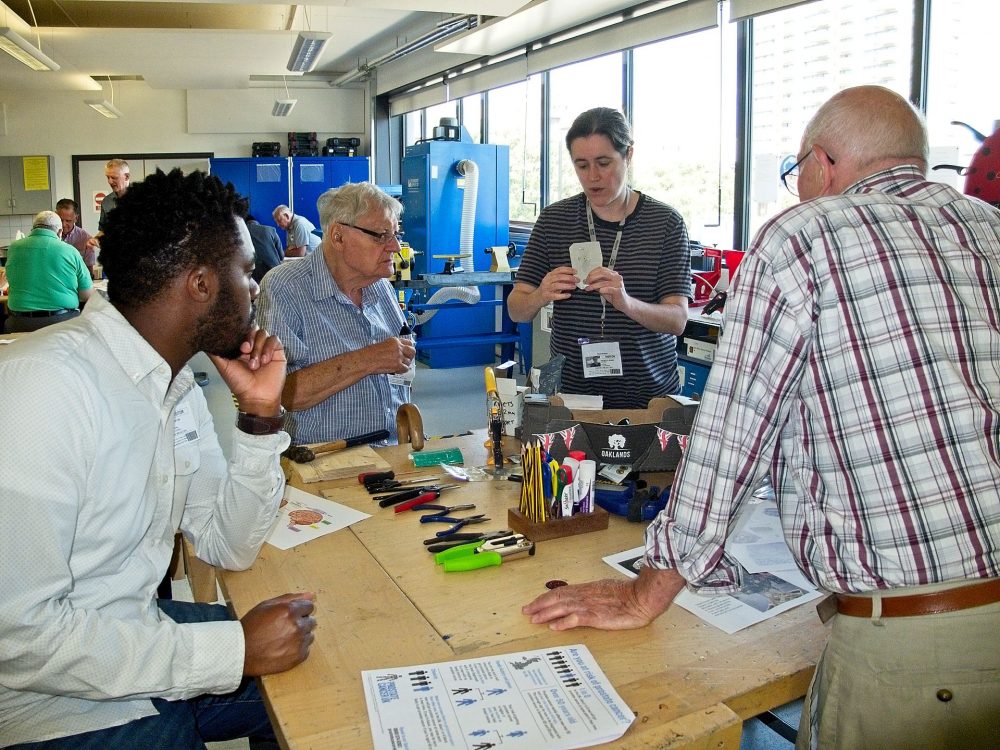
[85,99,123,119]
[0,27,60,71]
[287,31,331,73]
[272,99,296,117]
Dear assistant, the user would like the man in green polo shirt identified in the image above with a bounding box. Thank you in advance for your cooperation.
[4,210,93,333]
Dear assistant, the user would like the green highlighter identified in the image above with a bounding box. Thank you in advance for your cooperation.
[433,533,535,572]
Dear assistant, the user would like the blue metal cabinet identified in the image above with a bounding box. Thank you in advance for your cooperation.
[209,156,370,239]
[291,156,370,229]
[209,157,288,234]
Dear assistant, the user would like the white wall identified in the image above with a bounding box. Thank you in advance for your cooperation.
[0,80,368,204]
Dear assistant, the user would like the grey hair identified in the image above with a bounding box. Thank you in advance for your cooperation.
[317,182,402,231]
[272,204,291,221]
[105,158,130,174]
[802,85,928,172]
[33,210,61,232]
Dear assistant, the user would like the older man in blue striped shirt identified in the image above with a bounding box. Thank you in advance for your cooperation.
[257,182,413,444]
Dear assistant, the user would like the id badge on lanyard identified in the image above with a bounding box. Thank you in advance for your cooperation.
[579,196,627,378]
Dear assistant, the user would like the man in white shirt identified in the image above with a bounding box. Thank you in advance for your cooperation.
[0,168,316,748]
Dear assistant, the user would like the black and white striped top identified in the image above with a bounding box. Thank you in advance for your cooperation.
[516,192,691,408]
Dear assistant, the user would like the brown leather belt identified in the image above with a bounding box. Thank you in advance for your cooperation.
[836,578,1000,618]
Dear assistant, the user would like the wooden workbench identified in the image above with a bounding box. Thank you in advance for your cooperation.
[219,433,826,749]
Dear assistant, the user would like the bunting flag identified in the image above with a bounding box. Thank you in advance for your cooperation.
[535,431,556,454]
[655,428,690,453]
[656,427,671,451]
[559,425,577,451]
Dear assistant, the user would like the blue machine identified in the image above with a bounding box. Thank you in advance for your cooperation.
[402,135,510,368]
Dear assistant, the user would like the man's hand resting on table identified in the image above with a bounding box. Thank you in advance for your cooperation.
[242,592,317,675]
[522,566,686,631]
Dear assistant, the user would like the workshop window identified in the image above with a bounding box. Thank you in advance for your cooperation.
[746,0,914,240]
[488,77,543,222]
[632,25,736,250]
[546,53,624,206]
[925,0,1000,196]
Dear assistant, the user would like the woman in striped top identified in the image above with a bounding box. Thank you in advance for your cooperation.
[508,107,691,409]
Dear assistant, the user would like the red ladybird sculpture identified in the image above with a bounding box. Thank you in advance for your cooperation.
[935,120,1000,207]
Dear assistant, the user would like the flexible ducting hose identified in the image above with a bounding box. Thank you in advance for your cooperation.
[415,158,481,324]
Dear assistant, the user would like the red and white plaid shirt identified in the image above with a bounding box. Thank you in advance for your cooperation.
[647,166,1000,594]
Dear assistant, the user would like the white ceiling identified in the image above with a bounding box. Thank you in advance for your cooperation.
[0,0,534,93]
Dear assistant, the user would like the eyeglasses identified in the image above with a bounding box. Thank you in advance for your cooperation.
[780,149,835,196]
[341,223,403,246]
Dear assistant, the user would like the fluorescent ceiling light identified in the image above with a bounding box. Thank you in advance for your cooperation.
[0,27,60,71]
[287,31,331,73]
[85,99,123,119]
[272,99,297,117]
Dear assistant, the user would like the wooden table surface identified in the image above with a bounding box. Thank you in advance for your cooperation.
[220,433,827,749]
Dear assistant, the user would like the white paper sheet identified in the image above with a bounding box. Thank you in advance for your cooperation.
[265,485,370,550]
[726,497,799,573]
[363,644,634,750]
[603,546,821,635]
[568,241,603,289]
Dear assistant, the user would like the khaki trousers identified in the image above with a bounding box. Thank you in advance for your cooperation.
[796,591,1000,750]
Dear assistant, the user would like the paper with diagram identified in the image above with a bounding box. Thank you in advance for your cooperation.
[362,644,633,749]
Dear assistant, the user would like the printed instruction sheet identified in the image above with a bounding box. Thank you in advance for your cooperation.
[603,543,821,635]
[362,644,634,750]
[266,485,370,550]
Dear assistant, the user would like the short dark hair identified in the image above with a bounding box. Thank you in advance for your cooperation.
[100,169,248,308]
[55,198,79,214]
[564,107,633,157]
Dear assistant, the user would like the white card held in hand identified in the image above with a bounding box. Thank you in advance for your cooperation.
[569,241,603,289]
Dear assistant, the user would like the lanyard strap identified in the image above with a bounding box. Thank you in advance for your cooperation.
[585,187,629,337]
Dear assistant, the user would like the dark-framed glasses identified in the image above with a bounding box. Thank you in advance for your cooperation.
[341,223,403,246]
[780,149,835,196]
[780,153,809,196]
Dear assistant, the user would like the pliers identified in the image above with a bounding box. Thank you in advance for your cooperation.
[423,529,513,553]
[434,533,536,572]
[419,511,490,537]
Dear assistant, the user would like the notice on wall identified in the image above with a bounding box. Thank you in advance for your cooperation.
[363,644,634,750]
[22,156,49,191]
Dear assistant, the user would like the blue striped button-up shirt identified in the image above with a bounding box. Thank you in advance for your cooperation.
[646,165,1000,594]
[257,251,408,444]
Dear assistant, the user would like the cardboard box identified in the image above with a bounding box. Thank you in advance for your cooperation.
[520,395,697,474]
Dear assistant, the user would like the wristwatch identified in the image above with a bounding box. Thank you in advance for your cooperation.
[236,407,286,435]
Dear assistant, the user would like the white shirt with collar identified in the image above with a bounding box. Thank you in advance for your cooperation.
[0,293,290,746]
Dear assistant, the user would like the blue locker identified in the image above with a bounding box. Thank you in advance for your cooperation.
[291,156,370,229]
[208,158,288,234]
[402,140,510,368]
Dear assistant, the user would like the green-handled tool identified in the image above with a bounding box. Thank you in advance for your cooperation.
[433,533,535,572]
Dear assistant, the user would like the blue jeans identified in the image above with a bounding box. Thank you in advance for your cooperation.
[9,600,277,750]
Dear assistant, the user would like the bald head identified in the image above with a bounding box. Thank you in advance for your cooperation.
[799,86,928,196]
